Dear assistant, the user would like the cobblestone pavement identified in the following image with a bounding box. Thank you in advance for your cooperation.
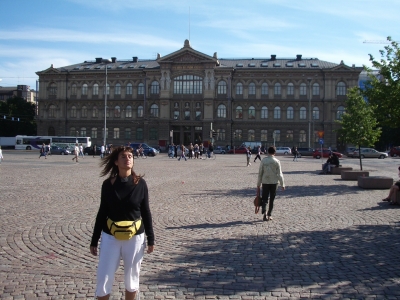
[0,151,399,299]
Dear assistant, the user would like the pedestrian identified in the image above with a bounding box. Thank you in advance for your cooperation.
[92,144,97,158]
[194,143,199,159]
[79,143,84,159]
[178,144,187,161]
[46,143,51,156]
[246,146,252,167]
[256,146,285,221]
[254,145,262,162]
[71,143,79,162]
[174,144,177,158]
[199,143,204,159]
[188,143,193,159]
[292,146,298,162]
[208,143,214,158]
[0,146,3,164]
[101,144,105,158]
[90,146,155,300]
[39,143,47,159]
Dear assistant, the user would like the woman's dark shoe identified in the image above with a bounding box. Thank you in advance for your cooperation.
[263,214,267,221]
[382,198,390,202]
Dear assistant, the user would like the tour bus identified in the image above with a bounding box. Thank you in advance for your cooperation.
[15,135,91,150]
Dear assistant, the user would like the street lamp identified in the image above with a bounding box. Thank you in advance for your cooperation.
[102,59,111,146]
[307,78,312,148]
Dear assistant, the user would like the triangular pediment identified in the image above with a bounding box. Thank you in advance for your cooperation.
[330,63,355,71]
[36,65,61,75]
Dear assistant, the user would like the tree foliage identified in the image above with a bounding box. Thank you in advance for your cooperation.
[0,96,36,136]
[337,87,381,170]
[362,36,400,128]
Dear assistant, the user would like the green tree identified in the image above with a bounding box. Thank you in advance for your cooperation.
[362,36,400,129]
[337,87,381,170]
[0,96,36,136]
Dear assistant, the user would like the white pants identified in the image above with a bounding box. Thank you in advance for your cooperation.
[96,232,145,297]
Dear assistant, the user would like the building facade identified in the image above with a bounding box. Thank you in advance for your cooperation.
[36,40,363,150]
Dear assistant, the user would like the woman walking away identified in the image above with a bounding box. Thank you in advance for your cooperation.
[256,146,285,221]
[90,146,155,300]
[254,145,262,162]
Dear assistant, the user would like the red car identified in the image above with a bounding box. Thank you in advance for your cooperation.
[313,149,343,159]
[228,147,248,154]
[389,146,400,157]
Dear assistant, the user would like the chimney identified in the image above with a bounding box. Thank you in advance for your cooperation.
[95,57,102,63]
[296,54,302,61]
[271,55,276,61]
[132,57,138,62]
[111,57,117,63]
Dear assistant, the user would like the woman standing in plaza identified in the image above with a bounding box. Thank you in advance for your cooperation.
[90,146,155,300]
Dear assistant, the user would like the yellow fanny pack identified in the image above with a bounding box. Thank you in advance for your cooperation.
[107,218,142,240]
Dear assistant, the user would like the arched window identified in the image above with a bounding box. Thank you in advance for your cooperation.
[261,130,268,141]
[151,81,159,94]
[80,127,86,137]
[217,81,227,94]
[126,83,133,95]
[150,104,159,117]
[69,127,76,137]
[114,106,121,118]
[287,83,294,96]
[104,83,110,95]
[49,83,57,95]
[261,106,268,119]
[173,75,202,94]
[286,130,293,142]
[91,127,97,139]
[48,126,55,136]
[93,84,99,95]
[337,106,345,120]
[274,106,281,119]
[81,106,87,118]
[235,106,243,119]
[138,83,144,95]
[287,106,294,119]
[236,83,243,95]
[234,129,242,141]
[217,104,226,118]
[248,129,255,141]
[92,106,98,118]
[273,130,280,142]
[312,107,320,120]
[113,128,120,139]
[71,84,77,96]
[82,84,88,96]
[300,107,307,119]
[274,83,281,95]
[300,83,307,96]
[248,83,256,95]
[337,82,346,96]
[248,106,255,119]
[71,106,77,118]
[115,83,121,95]
[261,83,268,95]
[136,128,143,140]
[125,106,132,118]
[216,129,225,141]
[49,105,56,118]
[137,106,143,118]
[299,130,306,142]
[313,83,319,96]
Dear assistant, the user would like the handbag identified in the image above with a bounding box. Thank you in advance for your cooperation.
[254,195,260,214]
[107,218,142,240]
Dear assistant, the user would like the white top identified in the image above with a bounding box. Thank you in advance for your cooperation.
[0,149,3,159]
[101,145,105,153]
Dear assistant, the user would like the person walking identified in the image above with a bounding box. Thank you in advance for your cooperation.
[292,146,298,162]
[188,143,193,159]
[71,143,79,162]
[246,146,252,167]
[256,146,285,221]
[0,146,3,164]
[194,143,199,159]
[39,143,47,159]
[199,143,204,159]
[92,144,97,158]
[90,146,155,300]
[101,144,105,159]
[254,145,262,162]
[79,143,84,159]
[46,143,51,157]
[178,144,187,161]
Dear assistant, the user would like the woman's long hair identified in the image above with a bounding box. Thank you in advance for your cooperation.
[100,146,142,184]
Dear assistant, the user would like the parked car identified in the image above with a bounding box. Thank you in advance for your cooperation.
[313,149,343,159]
[84,146,101,156]
[275,147,291,155]
[50,145,71,155]
[389,146,400,157]
[213,146,226,154]
[345,147,357,157]
[296,147,314,157]
[353,148,388,159]
[130,143,158,157]
[228,147,248,154]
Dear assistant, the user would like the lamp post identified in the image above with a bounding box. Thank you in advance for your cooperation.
[307,78,312,148]
[102,59,111,146]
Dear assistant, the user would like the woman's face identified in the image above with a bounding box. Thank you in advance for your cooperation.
[115,151,134,171]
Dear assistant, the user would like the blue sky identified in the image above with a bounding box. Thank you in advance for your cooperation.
[0,0,398,90]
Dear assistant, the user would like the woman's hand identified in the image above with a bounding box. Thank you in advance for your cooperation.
[90,246,98,256]
[147,245,154,254]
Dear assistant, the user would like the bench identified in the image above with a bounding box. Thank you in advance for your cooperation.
[358,176,393,189]
[331,166,353,175]
[341,170,369,180]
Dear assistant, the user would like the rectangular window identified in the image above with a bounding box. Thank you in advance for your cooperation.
[149,128,158,140]
[92,128,97,138]
[102,128,108,138]
[113,128,120,139]
[184,111,190,120]
[136,128,143,140]
[174,111,179,120]
[125,128,131,139]
[195,111,201,120]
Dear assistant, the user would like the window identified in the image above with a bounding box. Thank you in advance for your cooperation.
[49,83,57,95]
[261,106,268,119]
[114,106,121,118]
[102,127,108,139]
[138,83,144,95]
[337,106,345,120]
[300,107,307,120]
[312,107,319,120]
[151,81,159,94]
[274,106,281,119]
[185,102,190,108]
[300,83,307,96]
[195,111,201,120]
[104,83,110,95]
[125,106,132,118]
[149,128,158,140]
[115,83,121,95]
[80,127,86,137]
[273,130,280,142]
[217,81,227,94]
[49,105,56,118]
[173,75,202,94]
[248,106,255,119]
[174,102,179,108]
[71,106,77,118]
[69,127,76,137]
[150,104,159,117]
[81,106,87,118]
[216,129,225,141]
[92,106,98,118]
[136,128,143,140]
[184,111,190,120]
[337,82,346,96]
[91,127,97,138]
[137,106,143,118]
[287,106,294,119]
[287,83,294,96]
[234,129,242,141]
[125,128,131,139]
[106,106,110,117]
[248,83,256,95]
[236,83,243,95]
[286,130,293,142]
[313,83,319,96]
[299,130,306,142]
[261,130,268,141]
[274,83,281,95]
[93,84,99,96]
[248,129,255,141]
[82,84,88,96]
[217,104,226,118]
[113,128,120,139]
[174,111,179,120]
[71,84,77,96]
[261,83,268,95]
[126,83,132,95]
[196,102,201,108]
[235,106,243,119]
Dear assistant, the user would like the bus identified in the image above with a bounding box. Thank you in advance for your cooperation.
[15,135,91,150]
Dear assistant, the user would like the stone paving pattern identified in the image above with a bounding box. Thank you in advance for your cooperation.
[0,151,399,299]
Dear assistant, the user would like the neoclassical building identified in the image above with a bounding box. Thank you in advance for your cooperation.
[36,40,362,150]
